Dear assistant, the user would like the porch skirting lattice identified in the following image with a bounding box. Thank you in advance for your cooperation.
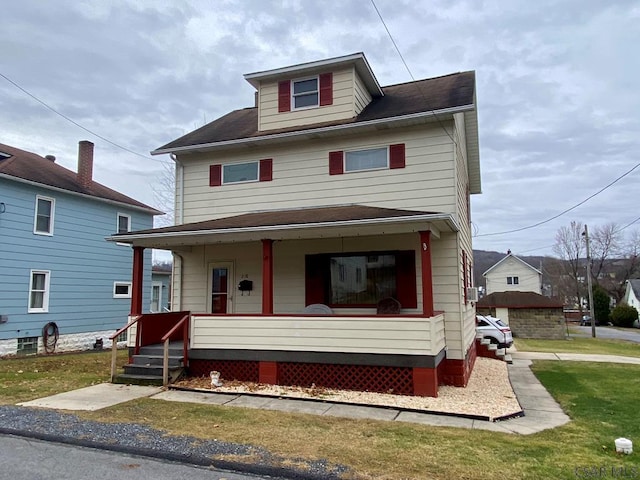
[188,359,414,395]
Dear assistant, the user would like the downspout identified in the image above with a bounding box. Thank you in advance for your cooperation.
[171,153,184,225]
[172,252,184,312]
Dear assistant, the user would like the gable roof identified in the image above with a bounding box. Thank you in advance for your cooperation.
[477,291,563,309]
[628,279,640,300]
[482,253,542,277]
[0,142,161,214]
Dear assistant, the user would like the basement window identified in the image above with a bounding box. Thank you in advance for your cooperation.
[17,336,38,356]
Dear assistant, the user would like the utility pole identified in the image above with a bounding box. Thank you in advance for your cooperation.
[583,225,596,338]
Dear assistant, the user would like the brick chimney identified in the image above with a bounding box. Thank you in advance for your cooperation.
[77,140,94,188]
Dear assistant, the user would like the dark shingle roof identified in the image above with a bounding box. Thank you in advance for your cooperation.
[0,143,161,214]
[477,291,564,309]
[118,205,440,236]
[629,280,640,299]
[156,71,475,151]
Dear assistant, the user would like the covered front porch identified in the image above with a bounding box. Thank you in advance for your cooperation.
[109,205,466,397]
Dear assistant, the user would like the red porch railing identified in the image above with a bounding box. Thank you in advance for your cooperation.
[161,313,190,386]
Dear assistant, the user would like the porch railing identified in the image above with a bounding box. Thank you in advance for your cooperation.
[161,313,190,386]
[109,315,141,382]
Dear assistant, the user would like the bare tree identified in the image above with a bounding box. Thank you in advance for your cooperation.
[553,221,585,309]
[153,159,175,228]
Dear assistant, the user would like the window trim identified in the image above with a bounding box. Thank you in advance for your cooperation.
[33,195,55,236]
[116,213,131,247]
[291,75,319,111]
[113,281,132,299]
[344,146,389,173]
[28,270,50,313]
[507,276,519,285]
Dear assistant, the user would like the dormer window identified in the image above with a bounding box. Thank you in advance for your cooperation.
[292,77,319,109]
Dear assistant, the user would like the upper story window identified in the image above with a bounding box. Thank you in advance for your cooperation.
[117,213,131,234]
[278,73,333,113]
[507,276,519,285]
[34,195,55,235]
[209,159,272,187]
[223,161,259,184]
[28,270,50,313]
[292,77,319,109]
[345,147,388,172]
[329,144,405,175]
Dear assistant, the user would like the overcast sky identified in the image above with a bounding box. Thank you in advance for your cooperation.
[3,0,639,257]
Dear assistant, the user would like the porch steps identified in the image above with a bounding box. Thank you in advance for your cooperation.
[475,334,512,364]
[114,342,185,386]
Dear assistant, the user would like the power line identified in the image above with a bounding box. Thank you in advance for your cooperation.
[475,159,640,237]
[1,71,171,165]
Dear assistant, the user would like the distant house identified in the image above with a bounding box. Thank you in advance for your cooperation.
[0,141,161,355]
[483,252,542,295]
[110,52,483,396]
[622,279,640,312]
[151,265,171,312]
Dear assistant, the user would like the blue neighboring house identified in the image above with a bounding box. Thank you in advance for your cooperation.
[151,265,172,313]
[0,140,161,356]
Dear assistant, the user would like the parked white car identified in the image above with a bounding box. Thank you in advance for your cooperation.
[476,315,513,348]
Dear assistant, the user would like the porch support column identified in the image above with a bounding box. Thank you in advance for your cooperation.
[262,239,274,314]
[131,246,144,315]
[413,367,438,397]
[419,231,434,317]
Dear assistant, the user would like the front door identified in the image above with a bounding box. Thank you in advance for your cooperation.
[150,281,162,312]
[209,263,233,313]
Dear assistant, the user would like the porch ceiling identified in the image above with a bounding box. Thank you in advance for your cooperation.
[107,205,459,249]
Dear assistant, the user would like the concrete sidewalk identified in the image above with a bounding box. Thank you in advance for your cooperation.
[510,351,640,364]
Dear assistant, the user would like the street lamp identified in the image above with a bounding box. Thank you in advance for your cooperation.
[582,225,596,338]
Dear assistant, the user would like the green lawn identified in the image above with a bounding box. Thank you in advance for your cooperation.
[2,351,639,479]
[515,336,640,357]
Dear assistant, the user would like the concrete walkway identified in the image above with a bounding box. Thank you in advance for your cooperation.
[15,352,639,435]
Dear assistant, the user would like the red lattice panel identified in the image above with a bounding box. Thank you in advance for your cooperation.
[279,362,414,395]
[188,359,259,382]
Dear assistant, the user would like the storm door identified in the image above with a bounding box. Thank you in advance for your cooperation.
[209,263,234,314]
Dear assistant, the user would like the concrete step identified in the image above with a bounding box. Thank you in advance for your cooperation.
[503,354,513,364]
[480,338,491,345]
[496,348,506,357]
[488,343,498,351]
[113,373,164,386]
[132,354,184,367]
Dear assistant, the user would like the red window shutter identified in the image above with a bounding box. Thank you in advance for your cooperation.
[395,250,417,309]
[278,81,291,112]
[329,151,344,175]
[259,158,273,182]
[305,255,326,306]
[319,72,333,106]
[209,164,222,187]
[389,143,406,169]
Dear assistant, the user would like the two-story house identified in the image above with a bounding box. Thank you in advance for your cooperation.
[483,252,542,296]
[110,53,482,397]
[0,140,160,356]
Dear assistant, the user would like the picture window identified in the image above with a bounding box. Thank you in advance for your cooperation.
[344,147,388,172]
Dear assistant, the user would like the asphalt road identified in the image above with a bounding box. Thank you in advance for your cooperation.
[0,435,273,480]
[571,325,640,343]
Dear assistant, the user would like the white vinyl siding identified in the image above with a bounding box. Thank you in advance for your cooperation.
[28,270,50,313]
[353,69,372,115]
[258,67,355,131]
[191,313,445,356]
[34,195,55,235]
[180,123,455,224]
[485,258,542,295]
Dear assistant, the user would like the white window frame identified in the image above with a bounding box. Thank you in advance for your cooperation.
[291,76,319,110]
[344,146,389,173]
[33,195,55,235]
[113,281,132,298]
[222,161,260,185]
[28,270,50,313]
[507,276,519,285]
[116,213,131,246]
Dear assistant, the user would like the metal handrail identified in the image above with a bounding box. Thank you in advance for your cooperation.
[109,315,141,382]
[160,314,190,386]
